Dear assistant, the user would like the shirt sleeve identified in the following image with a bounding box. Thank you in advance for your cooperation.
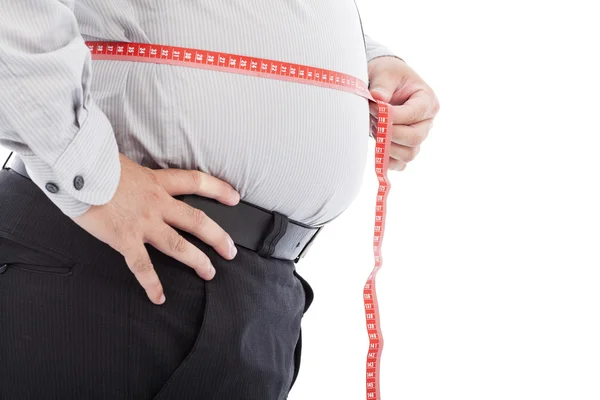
[0,0,120,218]
[364,34,403,63]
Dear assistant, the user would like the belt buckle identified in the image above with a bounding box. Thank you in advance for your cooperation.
[294,226,323,263]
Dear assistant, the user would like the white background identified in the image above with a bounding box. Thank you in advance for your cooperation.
[1,1,599,399]
[292,1,600,399]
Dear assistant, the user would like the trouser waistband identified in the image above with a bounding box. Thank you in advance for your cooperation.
[3,152,322,262]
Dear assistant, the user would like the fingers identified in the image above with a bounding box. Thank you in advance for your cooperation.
[369,86,394,103]
[163,199,237,260]
[390,143,421,163]
[146,224,217,281]
[367,59,399,103]
[153,168,240,206]
[391,119,433,147]
[369,103,378,118]
[122,244,165,305]
[388,158,407,171]
[390,90,439,125]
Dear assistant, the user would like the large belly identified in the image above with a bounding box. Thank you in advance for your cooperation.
[81,0,370,225]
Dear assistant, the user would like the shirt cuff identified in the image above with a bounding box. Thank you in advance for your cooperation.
[20,102,121,218]
[364,35,403,63]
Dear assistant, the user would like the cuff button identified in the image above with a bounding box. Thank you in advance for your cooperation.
[45,182,59,194]
[73,175,85,191]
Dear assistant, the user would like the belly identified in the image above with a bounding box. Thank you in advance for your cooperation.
[80,0,370,225]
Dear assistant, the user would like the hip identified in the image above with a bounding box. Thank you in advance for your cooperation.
[0,168,312,399]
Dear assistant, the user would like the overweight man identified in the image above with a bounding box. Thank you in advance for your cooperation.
[0,1,439,398]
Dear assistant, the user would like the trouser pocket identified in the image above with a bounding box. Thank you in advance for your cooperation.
[0,230,75,276]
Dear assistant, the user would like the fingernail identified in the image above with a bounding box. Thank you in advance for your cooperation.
[208,263,216,279]
[159,294,166,304]
[226,190,240,205]
[229,237,237,259]
[370,88,391,101]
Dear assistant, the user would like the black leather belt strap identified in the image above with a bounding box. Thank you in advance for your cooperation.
[3,153,322,262]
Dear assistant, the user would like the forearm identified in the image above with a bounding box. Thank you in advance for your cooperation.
[0,0,120,217]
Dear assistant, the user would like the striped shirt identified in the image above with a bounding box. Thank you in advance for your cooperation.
[0,0,397,225]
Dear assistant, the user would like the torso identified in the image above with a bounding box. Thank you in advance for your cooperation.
[76,0,370,225]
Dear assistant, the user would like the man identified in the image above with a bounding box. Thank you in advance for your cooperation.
[0,1,438,399]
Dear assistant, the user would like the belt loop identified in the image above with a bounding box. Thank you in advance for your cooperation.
[257,211,288,258]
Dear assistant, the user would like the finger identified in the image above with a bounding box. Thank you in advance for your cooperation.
[390,143,421,163]
[368,71,396,103]
[153,168,240,206]
[388,158,407,171]
[164,199,237,260]
[370,115,378,136]
[122,244,165,305]
[370,87,394,103]
[391,119,433,147]
[391,91,437,125]
[369,102,378,117]
[146,224,217,280]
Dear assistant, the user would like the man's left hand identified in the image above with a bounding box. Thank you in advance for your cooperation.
[368,56,440,171]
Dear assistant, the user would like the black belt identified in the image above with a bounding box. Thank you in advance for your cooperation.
[3,153,322,262]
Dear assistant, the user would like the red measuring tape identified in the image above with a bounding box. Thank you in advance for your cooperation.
[86,41,392,399]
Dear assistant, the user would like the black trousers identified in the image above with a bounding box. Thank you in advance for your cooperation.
[0,169,313,400]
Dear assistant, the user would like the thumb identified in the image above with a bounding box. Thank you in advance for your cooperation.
[369,75,395,103]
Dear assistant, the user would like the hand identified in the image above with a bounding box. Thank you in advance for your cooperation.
[368,56,440,171]
[73,153,240,305]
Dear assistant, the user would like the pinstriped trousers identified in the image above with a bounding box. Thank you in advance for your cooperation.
[0,169,313,399]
